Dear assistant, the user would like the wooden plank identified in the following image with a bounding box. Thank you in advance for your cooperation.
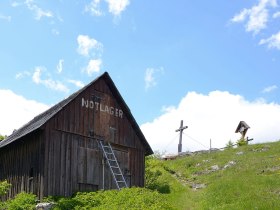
[65,134,71,196]
[59,133,66,195]
[77,147,86,184]
[43,124,50,197]
[53,131,61,195]
[48,130,54,195]
[86,149,94,184]
[71,136,78,193]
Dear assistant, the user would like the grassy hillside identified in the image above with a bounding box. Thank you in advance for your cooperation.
[153,140,280,209]
[2,141,280,209]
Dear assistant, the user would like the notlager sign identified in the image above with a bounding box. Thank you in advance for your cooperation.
[81,97,123,118]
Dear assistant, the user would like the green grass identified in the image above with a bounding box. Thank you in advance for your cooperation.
[155,141,280,209]
[2,141,280,209]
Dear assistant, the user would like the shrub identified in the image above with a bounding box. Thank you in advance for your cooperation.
[51,197,82,210]
[145,168,162,189]
[145,156,171,193]
[0,180,11,196]
[6,192,37,210]
[237,138,248,147]
[95,187,175,210]
[50,188,174,210]
[73,191,101,208]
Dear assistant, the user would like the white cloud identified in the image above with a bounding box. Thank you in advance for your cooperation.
[32,67,42,84]
[84,59,102,76]
[77,35,103,77]
[105,0,130,16]
[144,67,164,90]
[52,28,60,36]
[24,0,53,20]
[42,79,69,93]
[231,8,250,22]
[273,11,280,18]
[141,91,280,154]
[0,14,11,22]
[56,59,64,74]
[77,35,103,57]
[11,2,21,7]
[145,69,156,90]
[32,66,69,93]
[259,31,280,49]
[68,79,85,88]
[85,0,103,16]
[57,14,64,22]
[15,71,31,79]
[231,0,277,34]
[85,0,129,17]
[0,89,49,136]
[262,85,278,93]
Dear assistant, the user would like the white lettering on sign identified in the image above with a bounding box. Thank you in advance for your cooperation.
[81,98,123,118]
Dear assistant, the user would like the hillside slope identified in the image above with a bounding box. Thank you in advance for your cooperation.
[151,141,280,209]
[2,141,280,209]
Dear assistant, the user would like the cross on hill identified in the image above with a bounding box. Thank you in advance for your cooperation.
[176,120,188,153]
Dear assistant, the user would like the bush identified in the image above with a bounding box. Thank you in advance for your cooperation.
[145,156,171,194]
[51,197,82,210]
[145,168,162,189]
[237,138,248,147]
[51,192,101,209]
[6,192,37,210]
[50,188,174,210]
[93,187,175,210]
[0,180,11,196]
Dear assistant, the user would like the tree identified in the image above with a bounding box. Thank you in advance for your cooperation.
[0,134,6,141]
[225,140,234,149]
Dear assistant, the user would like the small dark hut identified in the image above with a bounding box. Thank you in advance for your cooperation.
[0,72,153,200]
[235,121,250,139]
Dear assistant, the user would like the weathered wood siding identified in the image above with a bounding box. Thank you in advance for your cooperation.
[42,77,146,197]
[0,131,44,199]
[0,74,150,200]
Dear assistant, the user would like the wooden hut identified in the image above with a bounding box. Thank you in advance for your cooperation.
[0,72,153,200]
[235,121,250,139]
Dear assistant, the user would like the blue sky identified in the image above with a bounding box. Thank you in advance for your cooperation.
[1,0,280,153]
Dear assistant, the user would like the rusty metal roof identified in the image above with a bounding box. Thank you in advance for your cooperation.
[0,72,153,155]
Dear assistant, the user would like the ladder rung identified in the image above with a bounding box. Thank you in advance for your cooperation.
[107,159,117,162]
[99,140,127,189]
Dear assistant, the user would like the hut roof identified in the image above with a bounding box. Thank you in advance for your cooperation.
[235,121,250,133]
[0,72,153,155]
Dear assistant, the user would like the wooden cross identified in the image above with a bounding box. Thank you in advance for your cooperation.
[175,120,188,153]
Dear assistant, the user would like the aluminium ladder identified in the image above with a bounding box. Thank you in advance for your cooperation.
[99,140,128,190]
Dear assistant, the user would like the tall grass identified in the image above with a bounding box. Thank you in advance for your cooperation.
[158,141,280,209]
